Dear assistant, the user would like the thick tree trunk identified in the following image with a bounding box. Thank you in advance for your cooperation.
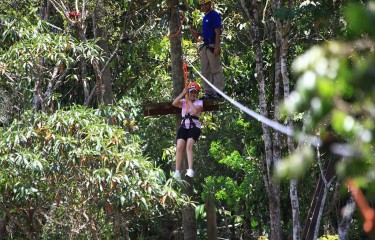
[169,1,185,98]
[39,0,51,20]
[275,0,301,238]
[182,197,197,240]
[75,12,90,106]
[206,195,218,240]
[255,22,281,240]
[168,0,197,239]
[93,0,113,106]
[240,1,282,239]
[290,179,301,239]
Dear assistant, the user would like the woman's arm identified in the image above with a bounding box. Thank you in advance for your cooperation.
[186,99,203,115]
[172,88,188,108]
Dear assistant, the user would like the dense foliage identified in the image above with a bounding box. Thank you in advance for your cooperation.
[0,102,183,239]
[1,0,374,239]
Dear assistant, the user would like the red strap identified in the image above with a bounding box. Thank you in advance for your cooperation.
[348,179,375,236]
[167,12,201,43]
[182,61,189,112]
[183,61,188,85]
[168,13,186,38]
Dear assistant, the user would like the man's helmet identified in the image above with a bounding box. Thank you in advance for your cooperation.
[187,82,201,92]
[198,0,211,4]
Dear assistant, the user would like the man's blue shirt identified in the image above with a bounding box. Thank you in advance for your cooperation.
[202,10,222,45]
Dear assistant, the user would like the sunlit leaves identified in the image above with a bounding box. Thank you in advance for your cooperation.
[0,103,175,237]
[0,5,105,114]
[150,36,170,61]
[219,150,250,171]
[280,2,375,182]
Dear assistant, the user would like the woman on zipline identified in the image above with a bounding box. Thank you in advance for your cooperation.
[172,82,203,179]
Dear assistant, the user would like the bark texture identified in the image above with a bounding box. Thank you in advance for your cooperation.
[0,216,8,240]
[338,194,355,240]
[302,153,340,239]
[240,1,281,239]
[206,195,218,240]
[275,0,300,239]
[92,0,113,106]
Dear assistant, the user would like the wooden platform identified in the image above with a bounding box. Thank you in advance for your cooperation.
[143,99,220,116]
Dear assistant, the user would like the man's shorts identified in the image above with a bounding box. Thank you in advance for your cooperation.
[176,126,201,142]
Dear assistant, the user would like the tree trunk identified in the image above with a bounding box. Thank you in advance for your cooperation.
[113,206,120,240]
[338,194,355,240]
[240,1,282,239]
[169,1,184,98]
[75,10,90,106]
[206,195,217,240]
[302,153,340,239]
[89,211,99,240]
[275,0,301,238]
[92,0,113,106]
[39,0,51,21]
[0,216,8,240]
[182,170,197,240]
[168,0,197,239]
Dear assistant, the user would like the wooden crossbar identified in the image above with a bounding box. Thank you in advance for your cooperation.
[143,99,220,116]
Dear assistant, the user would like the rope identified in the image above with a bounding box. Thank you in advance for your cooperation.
[167,8,201,59]
[182,60,189,86]
[185,59,322,146]
[347,179,375,236]
[167,10,200,43]
[187,60,292,135]
[183,60,189,113]
[167,16,186,39]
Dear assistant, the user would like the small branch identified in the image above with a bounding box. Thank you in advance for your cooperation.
[44,21,63,32]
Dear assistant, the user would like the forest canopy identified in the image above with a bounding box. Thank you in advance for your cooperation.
[0,0,374,239]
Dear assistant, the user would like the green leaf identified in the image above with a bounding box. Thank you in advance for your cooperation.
[140,197,148,209]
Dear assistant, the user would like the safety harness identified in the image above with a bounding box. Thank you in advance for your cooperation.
[181,113,199,129]
[201,38,215,53]
[203,38,214,44]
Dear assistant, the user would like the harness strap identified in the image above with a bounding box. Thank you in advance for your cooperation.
[181,114,199,129]
[207,46,215,54]
[199,44,215,54]
[203,38,215,44]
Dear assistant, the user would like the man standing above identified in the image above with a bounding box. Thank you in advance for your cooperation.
[199,0,225,99]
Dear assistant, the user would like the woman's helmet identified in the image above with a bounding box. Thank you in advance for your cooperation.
[199,0,211,4]
[187,82,201,92]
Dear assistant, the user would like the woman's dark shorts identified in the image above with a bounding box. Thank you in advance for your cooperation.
[177,126,201,142]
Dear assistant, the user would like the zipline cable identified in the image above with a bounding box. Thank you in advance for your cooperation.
[186,58,322,147]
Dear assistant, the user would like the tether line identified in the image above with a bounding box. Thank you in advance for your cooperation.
[186,59,322,147]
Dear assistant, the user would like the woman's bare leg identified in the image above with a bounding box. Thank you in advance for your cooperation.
[175,139,186,171]
[186,138,196,170]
